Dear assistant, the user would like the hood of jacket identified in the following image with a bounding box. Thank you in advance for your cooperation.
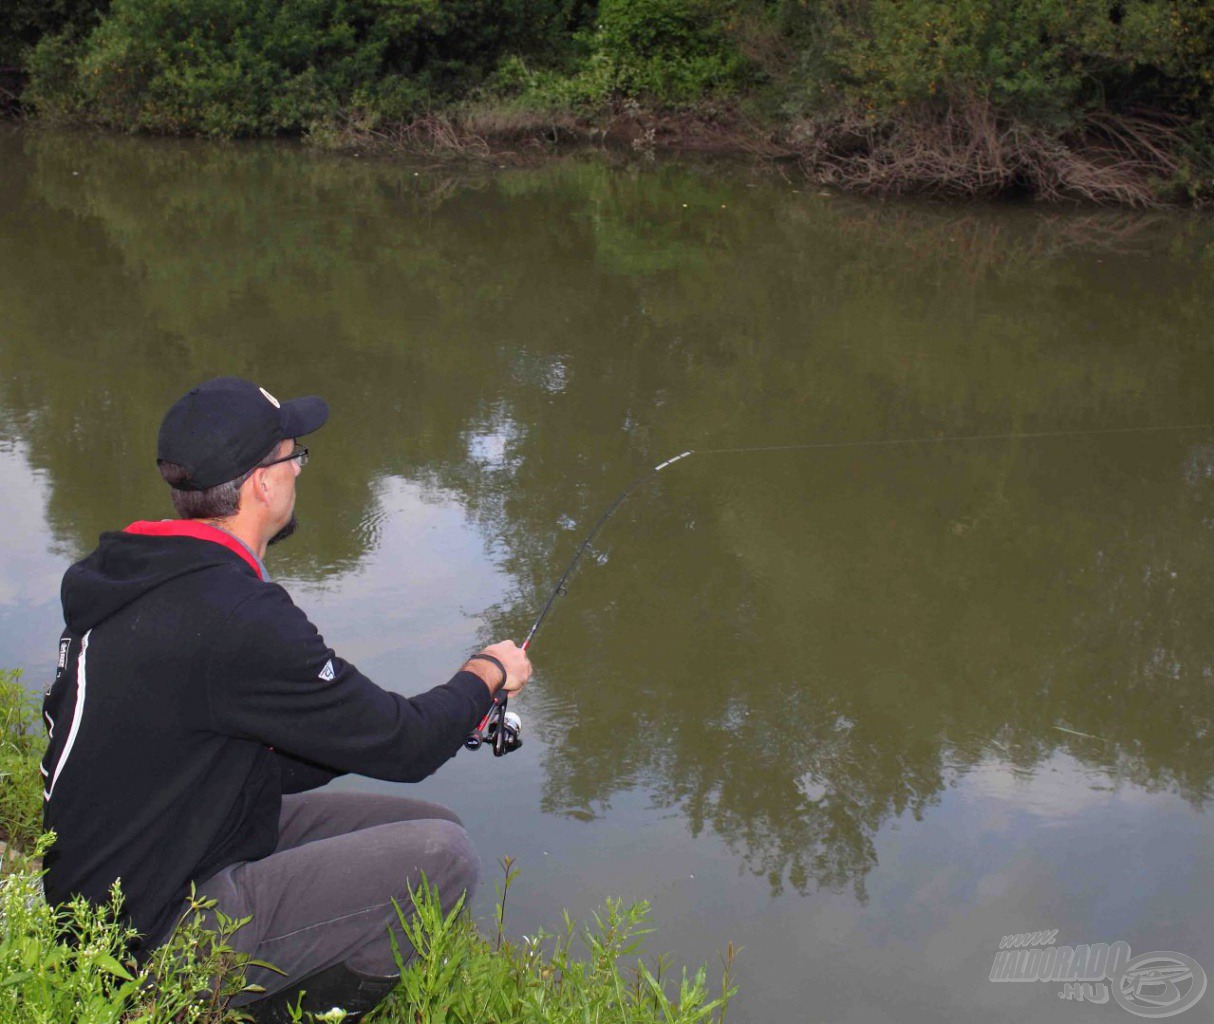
[62,520,263,634]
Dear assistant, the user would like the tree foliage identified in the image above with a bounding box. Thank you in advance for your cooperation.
[24,0,591,134]
[811,0,1214,128]
[0,0,104,68]
[3,0,1214,194]
[586,0,748,102]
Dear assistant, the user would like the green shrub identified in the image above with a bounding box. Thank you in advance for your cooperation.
[384,864,737,1024]
[0,841,259,1024]
[590,0,747,102]
[0,0,105,68]
[0,670,43,855]
[9,0,1214,186]
[0,848,736,1024]
[813,0,1214,128]
[501,0,750,109]
[24,0,590,136]
[29,0,382,135]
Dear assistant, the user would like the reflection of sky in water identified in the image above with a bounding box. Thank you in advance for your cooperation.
[0,443,70,676]
[464,416,521,470]
[509,351,570,395]
[961,751,1172,823]
[263,475,510,688]
[402,751,1213,1024]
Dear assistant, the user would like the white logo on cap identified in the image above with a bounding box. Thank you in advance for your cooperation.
[259,387,281,408]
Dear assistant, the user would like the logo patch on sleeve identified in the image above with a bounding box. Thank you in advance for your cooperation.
[56,638,71,674]
[318,659,336,682]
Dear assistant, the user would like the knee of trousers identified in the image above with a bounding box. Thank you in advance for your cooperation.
[409,819,481,911]
[346,820,480,977]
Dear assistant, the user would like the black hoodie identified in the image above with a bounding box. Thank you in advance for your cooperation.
[41,520,493,954]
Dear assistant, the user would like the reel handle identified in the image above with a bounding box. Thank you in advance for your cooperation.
[464,640,526,754]
[465,688,510,753]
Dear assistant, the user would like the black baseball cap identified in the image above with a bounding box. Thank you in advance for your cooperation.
[157,377,329,490]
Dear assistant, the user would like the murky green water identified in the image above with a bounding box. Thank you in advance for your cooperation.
[3,125,1214,1022]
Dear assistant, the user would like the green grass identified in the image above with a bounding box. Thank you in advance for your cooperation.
[379,862,736,1024]
[0,670,736,1023]
[0,669,43,856]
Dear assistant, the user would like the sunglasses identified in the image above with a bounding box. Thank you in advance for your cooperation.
[261,443,309,469]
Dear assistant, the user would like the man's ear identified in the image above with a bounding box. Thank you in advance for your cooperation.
[243,469,271,507]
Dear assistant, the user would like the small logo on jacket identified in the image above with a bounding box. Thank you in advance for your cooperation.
[318,659,336,681]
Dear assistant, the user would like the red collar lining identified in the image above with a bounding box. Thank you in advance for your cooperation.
[124,520,264,580]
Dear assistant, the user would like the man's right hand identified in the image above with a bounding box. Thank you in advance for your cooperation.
[463,640,532,696]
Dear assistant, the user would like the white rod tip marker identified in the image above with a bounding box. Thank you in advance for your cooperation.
[655,450,694,472]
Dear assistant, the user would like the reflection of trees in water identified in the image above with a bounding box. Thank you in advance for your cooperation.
[815,198,1214,281]
[478,437,1214,897]
[625,701,945,901]
[2,129,1214,897]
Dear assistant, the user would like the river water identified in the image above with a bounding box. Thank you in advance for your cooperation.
[2,125,1214,1023]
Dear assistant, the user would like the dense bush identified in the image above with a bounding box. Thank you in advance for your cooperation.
[1,853,260,1024]
[25,0,588,135]
[495,0,747,109]
[12,0,1214,130]
[0,856,736,1023]
[0,670,42,854]
[20,0,748,131]
[584,0,747,103]
[3,0,1214,197]
[0,0,104,68]
[811,0,1214,128]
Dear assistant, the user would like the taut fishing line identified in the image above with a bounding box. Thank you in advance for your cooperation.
[464,420,1214,755]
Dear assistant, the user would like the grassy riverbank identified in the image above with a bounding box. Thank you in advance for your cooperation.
[3,0,1214,204]
[0,672,735,1023]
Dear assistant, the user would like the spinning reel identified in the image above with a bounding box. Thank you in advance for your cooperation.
[464,694,522,757]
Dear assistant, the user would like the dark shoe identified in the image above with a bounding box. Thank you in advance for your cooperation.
[244,960,398,1023]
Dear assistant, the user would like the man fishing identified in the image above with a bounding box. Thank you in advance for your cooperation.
[40,376,531,1022]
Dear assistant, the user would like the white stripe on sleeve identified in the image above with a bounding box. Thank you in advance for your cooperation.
[45,629,90,803]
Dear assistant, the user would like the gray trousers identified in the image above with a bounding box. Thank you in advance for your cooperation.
[175,791,480,1006]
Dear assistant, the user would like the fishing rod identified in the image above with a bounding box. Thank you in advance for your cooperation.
[464,449,693,756]
[465,420,1214,755]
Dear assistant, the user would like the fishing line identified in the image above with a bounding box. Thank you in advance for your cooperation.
[519,420,1214,651]
[694,421,1214,457]
[467,419,1213,754]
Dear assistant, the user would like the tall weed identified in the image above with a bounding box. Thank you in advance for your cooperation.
[0,670,43,856]
[0,670,735,1024]
[0,838,261,1023]
[382,860,736,1024]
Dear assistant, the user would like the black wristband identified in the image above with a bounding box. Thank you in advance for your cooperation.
[468,653,507,689]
